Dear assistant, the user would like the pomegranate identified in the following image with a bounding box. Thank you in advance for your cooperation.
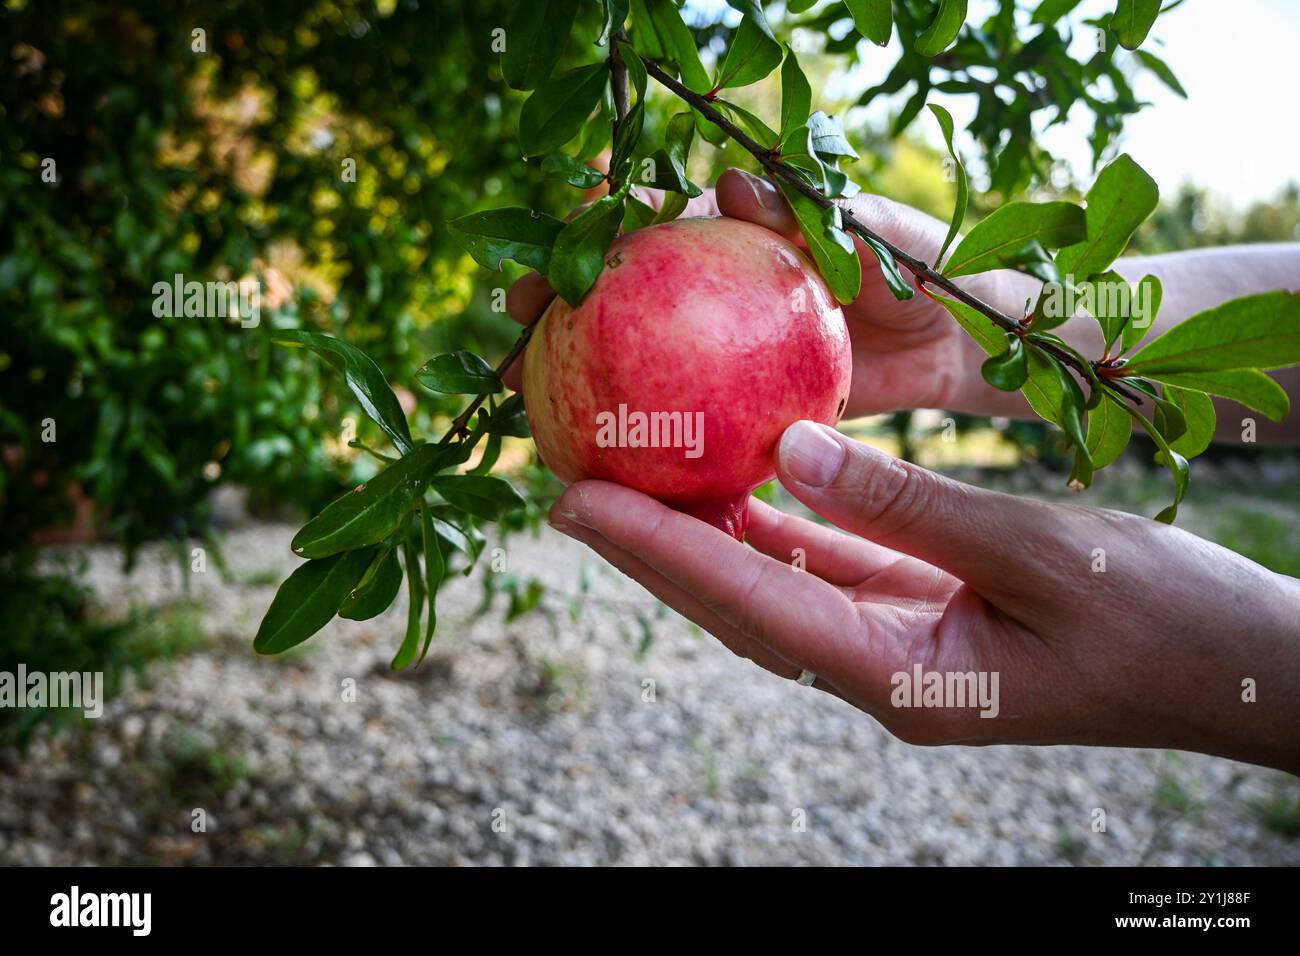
[524,216,852,539]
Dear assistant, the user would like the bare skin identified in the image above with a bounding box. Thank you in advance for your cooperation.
[506,171,1300,774]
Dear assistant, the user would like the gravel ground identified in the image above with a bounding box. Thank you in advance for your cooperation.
[2,463,1298,866]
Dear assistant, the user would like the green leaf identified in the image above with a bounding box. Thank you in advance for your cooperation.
[273,331,414,456]
[623,194,658,232]
[1151,392,1188,445]
[1077,270,1133,351]
[915,0,968,57]
[928,104,968,269]
[1140,368,1288,422]
[501,0,580,90]
[714,3,782,91]
[1120,273,1163,353]
[1049,356,1091,462]
[542,153,606,189]
[339,546,403,621]
[844,0,893,46]
[1164,384,1215,459]
[417,505,445,665]
[1055,155,1158,281]
[779,45,812,137]
[1032,0,1084,24]
[859,232,914,301]
[1135,50,1186,98]
[719,99,780,150]
[610,100,646,182]
[638,112,702,196]
[652,190,689,224]
[617,39,648,100]
[392,538,424,670]
[488,393,531,437]
[599,0,631,46]
[548,187,628,305]
[291,443,464,559]
[776,181,861,305]
[632,0,710,92]
[807,111,858,160]
[254,548,376,655]
[1119,402,1189,523]
[446,207,565,274]
[431,474,528,522]
[519,64,609,158]
[1112,0,1161,50]
[943,201,1085,278]
[1085,391,1133,469]
[416,351,502,395]
[1125,291,1300,375]
[981,333,1029,391]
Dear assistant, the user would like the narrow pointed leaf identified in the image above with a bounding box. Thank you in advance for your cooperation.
[1055,155,1158,280]
[254,549,376,655]
[1125,291,1300,375]
[339,546,403,621]
[430,474,527,522]
[416,351,502,395]
[776,181,862,304]
[844,0,893,46]
[292,443,464,559]
[519,64,609,158]
[548,187,628,305]
[501,0,580,90]
[273,331,414,456]
[1113,0,1161,50]
[1140,367,1289,422]
[447,208,565,274]
[928,104,968,269]
[943,201,1084,277]
[915,0,968,57]
[1085,392,1133,469]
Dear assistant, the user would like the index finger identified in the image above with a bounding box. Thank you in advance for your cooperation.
[505,272,555,327]
[550,480,878,690]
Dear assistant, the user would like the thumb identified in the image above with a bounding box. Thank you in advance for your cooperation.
[775,421,1060,592]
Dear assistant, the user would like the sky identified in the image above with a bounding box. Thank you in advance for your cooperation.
[687,0,1300,208]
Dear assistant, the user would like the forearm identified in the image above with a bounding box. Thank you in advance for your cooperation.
[957,243,1300,443]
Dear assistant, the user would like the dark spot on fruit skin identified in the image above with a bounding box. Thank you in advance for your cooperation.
[836,397,846,419]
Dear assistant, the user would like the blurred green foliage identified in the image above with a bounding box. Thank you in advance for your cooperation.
[0,0,545,564]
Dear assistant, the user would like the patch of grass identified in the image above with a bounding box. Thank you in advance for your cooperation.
[1252,791,1300,839]
[151,728,252,803]
[239,566,285,588]
[1207,510,1300,577]
[1154,770,1204,818]
[1056,828,1087,863]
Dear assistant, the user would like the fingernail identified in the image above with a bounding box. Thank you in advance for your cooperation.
[736,169,778,211]
[779,421,844,488]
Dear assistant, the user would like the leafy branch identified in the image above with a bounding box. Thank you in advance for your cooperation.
[636,53,1143,410]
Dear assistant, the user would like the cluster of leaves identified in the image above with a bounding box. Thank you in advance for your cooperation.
[816,0,1186,195]
[926,145,1300,520]
[253,332,529,665]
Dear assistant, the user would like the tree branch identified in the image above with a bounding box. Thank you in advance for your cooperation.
[638,55,1143,408]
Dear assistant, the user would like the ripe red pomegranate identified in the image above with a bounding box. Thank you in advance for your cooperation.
[524,216,852,539]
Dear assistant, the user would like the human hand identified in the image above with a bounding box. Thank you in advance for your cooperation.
[547,421,1300,773]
